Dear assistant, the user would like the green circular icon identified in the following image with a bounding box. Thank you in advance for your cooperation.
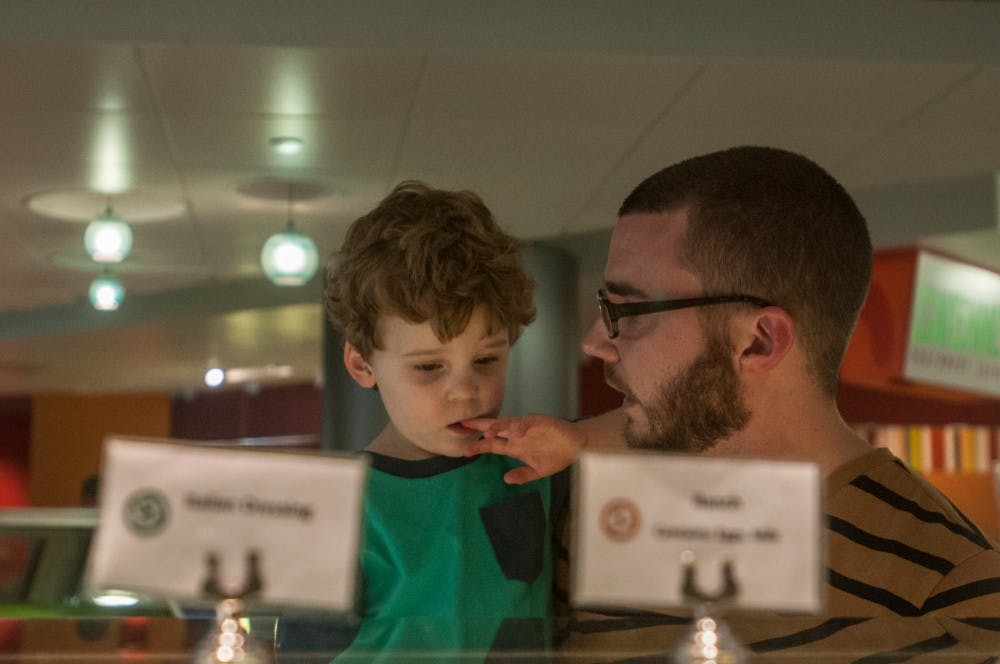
[123,489,171,537]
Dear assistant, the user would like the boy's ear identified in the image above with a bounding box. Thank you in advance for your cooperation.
[735,307,795,375]
[343,342,377,388]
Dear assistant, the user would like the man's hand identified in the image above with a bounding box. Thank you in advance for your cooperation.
[461,414,586,485]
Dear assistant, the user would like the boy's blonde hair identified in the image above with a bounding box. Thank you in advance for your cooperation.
[325,181,536,358]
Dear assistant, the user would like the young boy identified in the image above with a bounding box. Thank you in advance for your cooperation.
[324,181,561,654]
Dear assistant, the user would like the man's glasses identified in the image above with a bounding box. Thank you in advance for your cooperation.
[597,288,773,339]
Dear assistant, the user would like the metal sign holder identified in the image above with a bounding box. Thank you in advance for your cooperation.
[195,549,272,664]
[673,550,747,664]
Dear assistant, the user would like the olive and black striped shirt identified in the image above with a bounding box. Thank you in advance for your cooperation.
[825,447,1000,616]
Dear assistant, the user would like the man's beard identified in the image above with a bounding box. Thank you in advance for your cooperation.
[620,329,750,453]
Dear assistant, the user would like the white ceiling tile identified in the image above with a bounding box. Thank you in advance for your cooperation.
[839,129,1000,190]
[140,44,426,118]
[0,111,178,192]
[665,58,976,132]
[162,114,403,176]
[393,118,640,238]
[412,51,705,124]
[579,58,982,229]
[0,44,153,112]
[901,66,1000,132]
[839,66,1000,187]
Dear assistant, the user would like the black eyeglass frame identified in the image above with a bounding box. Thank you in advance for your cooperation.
[597,288,773,339]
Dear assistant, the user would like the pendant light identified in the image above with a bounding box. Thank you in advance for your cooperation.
[84,202,133,263]
[260,185,319,287]
[89,272,125,311]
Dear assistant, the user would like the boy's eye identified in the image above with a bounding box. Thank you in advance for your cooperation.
[413,363,442,372]
[474,356,499,366]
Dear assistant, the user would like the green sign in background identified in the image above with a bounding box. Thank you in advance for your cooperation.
[905,252,1000,397]
[911,284,1000,358]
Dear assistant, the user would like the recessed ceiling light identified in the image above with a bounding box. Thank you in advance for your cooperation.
[269,137,303,155]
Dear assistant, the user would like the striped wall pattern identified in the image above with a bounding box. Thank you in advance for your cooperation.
[854,424,1000,473]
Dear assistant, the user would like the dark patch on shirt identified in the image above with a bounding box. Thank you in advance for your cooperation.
[480,490,545,583]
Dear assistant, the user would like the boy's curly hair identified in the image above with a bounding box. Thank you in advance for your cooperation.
[325,181,536,358]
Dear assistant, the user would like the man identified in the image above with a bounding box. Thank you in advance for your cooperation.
[465,146,1000,618]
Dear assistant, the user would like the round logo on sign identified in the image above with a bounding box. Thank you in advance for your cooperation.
[599,497,641,543]
[123,489,171,537]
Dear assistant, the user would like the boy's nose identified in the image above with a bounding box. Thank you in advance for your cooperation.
[446,372,479,401]
[582,317,619,363]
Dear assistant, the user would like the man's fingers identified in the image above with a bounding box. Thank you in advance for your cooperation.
[460,417,497,432]
[460,418,510,439]
[463,439,492,456]
[504,465,541,485]
[461,416,529,439]
[463,437,514,457]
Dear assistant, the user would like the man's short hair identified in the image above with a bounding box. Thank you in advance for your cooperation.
[618,146,872,394]
[325,180,536,358]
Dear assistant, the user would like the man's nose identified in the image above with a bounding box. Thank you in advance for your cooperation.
[581,317,619,363]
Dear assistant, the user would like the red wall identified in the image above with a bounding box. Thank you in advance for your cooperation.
[170,382,322,440]
[0,397,30,507]
[838,382,1000,426]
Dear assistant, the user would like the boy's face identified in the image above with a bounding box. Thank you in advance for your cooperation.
[347,306,510,459]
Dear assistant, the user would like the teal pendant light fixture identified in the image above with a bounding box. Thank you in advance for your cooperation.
[89,273,125,311]
[84,203,133,263]
[260,186,319,286]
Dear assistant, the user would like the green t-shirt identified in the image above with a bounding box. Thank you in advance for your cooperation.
[339,452,559,659]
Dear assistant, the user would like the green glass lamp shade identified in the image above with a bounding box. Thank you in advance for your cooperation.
[84,212,133,263]
[260,229,319,286]
[89,274,125,311]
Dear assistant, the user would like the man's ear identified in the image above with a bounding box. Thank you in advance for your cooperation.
[736,307,795,375]
[343,342,377,388]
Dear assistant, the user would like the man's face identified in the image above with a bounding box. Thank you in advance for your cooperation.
[364,307,510,459]
[582,210,750,453]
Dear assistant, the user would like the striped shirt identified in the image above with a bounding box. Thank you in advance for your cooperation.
[825,447,1000,616]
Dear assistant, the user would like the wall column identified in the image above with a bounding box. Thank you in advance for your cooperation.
[503,242,579,419]
[321,319,386,452]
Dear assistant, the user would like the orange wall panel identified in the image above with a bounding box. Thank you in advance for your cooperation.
[922,471,999,542]
[840,248,918,387]
[29,393,171,507]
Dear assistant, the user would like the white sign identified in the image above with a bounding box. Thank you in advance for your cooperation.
[87,436,367,611]
[573,451,823,613]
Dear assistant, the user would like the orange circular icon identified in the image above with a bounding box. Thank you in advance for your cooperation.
[599,497,642,543]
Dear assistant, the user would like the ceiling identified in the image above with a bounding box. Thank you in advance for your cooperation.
[2,1,1000,395]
